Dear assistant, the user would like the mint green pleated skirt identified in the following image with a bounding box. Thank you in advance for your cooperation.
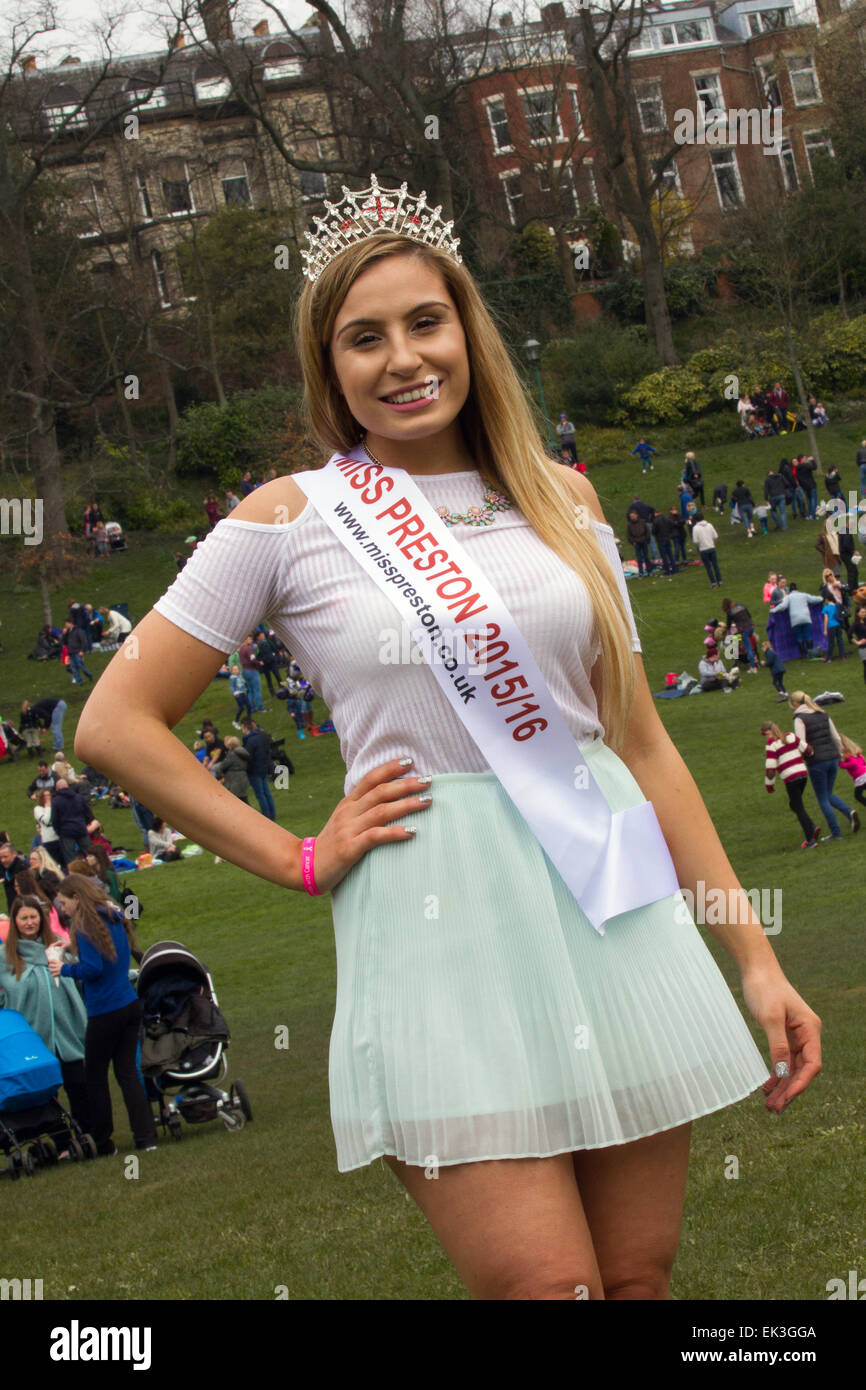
[328,740,770,1173]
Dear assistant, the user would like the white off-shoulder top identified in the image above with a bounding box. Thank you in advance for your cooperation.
[153,470,641,793]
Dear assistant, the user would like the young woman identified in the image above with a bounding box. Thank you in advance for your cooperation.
[790,693,857,840]
[147,817,183,862]
[33,787,64,868]
[0,895,89,1131]
[46,874,156,1154]
[73,192,820,1300]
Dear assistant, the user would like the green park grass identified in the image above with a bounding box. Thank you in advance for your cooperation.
[0,418,864,1300]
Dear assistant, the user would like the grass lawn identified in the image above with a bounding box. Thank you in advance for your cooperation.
[0,419,864,1301]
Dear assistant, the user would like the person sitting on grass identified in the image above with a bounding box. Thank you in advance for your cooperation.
[147,817,183,862]
[201,727,225,776]
[698,645,740,692]
[761,640,788,701]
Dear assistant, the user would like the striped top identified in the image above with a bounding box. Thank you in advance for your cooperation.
[764,733,810,789]
[153,469,641,794]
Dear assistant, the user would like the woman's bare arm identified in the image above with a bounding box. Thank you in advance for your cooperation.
[74,479,311,892]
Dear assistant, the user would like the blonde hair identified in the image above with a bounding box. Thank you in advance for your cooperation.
[760,721,783,740]
[294,234,636,750]
[789,691,823,714]
[839,733,862,757]
[223,735,240,750]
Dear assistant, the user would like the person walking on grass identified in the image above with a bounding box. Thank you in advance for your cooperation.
[690,512,722,588]
[761,722,820,849]
[632,437,655,473]
[627,509,651,577]
[850,605,866,686]
[761,641,788,700]
[790,693,858,840]
[556,413,577,463]
[47,874,158,1154]
[70,191,819,1302]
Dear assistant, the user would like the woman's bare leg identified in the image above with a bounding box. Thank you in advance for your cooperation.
[383,1152,605,1300]
[572,1123,692,1299]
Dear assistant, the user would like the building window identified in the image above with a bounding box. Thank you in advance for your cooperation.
[778,137,799,193]
[659,19,711,47]
[747,9,789,35]
[45,102,87,131]
[757,63,782,111]
[521,89,563,143]
[162,159,194,216]
[128,84,167,111]
[152,249,170,307]
[222,173,251,206]
[196,75,231,103]
[263,49,302,82]
[635,79,666,133]
[136,171,152,220]
[569,88,584,139]
[803,131,834,176]
[710,148,743,209]
[500,171,523,225]
[654,156,682,194]
[694,73,724,120]
[485,96,513,151]
[537,163,579,215]
[787,54,821,106]
[299,169,327,201]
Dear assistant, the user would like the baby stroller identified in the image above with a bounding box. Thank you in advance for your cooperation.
[105,521,127,552]
[136,941,251,1139]
[0,1010,96,1178]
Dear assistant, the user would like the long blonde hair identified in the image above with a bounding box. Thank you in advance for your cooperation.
[789,691,823,715]
[294,234,636,750]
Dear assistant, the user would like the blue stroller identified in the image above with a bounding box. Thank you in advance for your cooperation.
[0,1010,96,1177]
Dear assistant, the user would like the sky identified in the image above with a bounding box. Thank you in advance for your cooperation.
[11,1,322,68]
[13,0,822,71]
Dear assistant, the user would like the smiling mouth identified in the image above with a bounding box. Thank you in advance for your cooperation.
[381,380,440,405]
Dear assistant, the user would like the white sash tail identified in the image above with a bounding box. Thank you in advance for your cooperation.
[293,447,680,933]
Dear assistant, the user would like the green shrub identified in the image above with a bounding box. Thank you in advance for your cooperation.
[176,385,304,479]
[121,490,199,532]
[540,324,659,425]
[620,367,715,425]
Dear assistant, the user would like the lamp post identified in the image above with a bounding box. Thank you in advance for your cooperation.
[522,337,555,450]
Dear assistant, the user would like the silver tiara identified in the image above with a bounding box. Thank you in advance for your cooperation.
[300,173,462,284]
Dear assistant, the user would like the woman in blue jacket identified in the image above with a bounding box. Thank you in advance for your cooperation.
[47,873,157,1154]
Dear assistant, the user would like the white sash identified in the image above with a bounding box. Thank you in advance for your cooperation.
[293,447,680,934]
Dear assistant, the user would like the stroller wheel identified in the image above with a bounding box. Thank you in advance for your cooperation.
[231,1079,253,1123]
[68,1137,84,1163]
[81,1135,98,1161]
[168,1116,183,1142]
[7,1153,22,1181]
[22,1149,36,1177]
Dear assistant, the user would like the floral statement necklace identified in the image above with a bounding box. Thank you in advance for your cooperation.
[362,437,513,528]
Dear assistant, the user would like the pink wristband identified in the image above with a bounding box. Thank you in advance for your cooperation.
[301,837,322,896]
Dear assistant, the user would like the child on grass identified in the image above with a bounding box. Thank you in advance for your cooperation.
[838,735,866,808]
[761,640,788,700]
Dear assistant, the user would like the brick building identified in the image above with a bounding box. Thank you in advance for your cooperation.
[461,0,841,261]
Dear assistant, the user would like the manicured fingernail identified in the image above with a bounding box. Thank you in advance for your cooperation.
[399,757,413,766]
[403,827,417,835]
[774,1061,790,1078]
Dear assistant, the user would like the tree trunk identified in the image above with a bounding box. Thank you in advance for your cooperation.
[97,308,139,466]
[13,214,70,570]
[785,324,822,472]
[39,571,53,629]
[634,220,678,366]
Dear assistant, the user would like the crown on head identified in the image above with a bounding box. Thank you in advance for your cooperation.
[300,173,462,284]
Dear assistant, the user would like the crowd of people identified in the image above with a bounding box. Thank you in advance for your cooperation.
[734,383,828,440]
